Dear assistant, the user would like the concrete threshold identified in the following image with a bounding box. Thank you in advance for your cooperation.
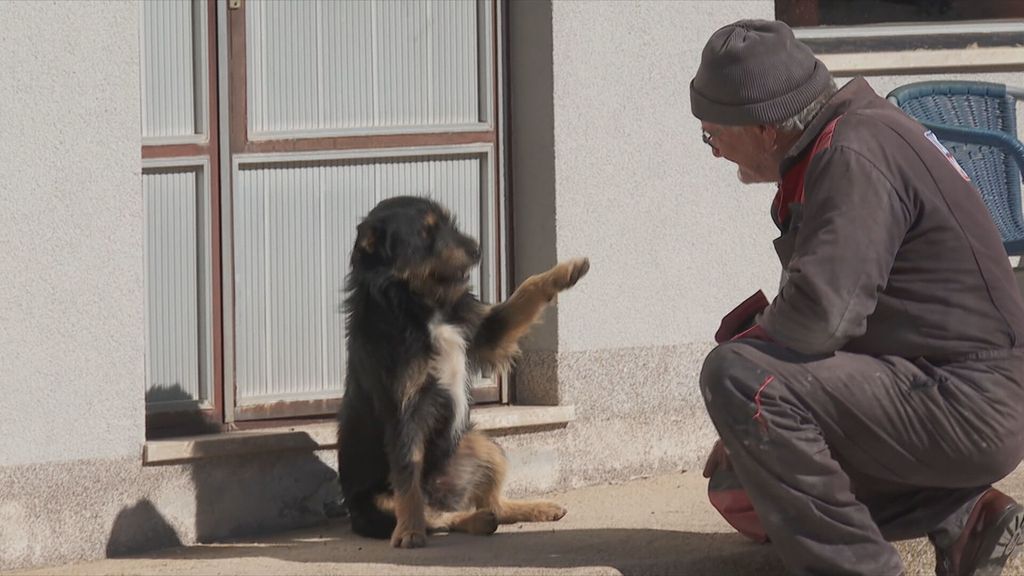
[14,469,1024,576]
[144,405,576,465]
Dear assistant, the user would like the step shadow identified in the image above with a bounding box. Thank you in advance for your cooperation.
[145,520,786,576]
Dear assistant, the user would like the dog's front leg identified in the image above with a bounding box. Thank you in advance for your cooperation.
[391,466,427,548]
[388,399,431,548]
[472,257,589,371]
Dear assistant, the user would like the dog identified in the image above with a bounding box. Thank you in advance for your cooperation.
[337,195,589,548]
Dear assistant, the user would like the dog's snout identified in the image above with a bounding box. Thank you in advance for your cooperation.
[464,238,481,263]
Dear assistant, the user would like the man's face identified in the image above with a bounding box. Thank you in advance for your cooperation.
[701,122,778,184]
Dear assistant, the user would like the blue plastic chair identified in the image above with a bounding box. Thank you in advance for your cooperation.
[886,81,1024,256]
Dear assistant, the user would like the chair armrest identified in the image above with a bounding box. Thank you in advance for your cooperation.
[919,121,1024,180]
[1004,85,1024,100]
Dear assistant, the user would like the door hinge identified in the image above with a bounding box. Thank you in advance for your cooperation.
[228,0,242,10]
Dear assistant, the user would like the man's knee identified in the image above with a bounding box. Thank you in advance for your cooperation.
[700,341,770,419]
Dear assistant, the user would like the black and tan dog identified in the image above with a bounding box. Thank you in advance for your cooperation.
[337,196,589,548]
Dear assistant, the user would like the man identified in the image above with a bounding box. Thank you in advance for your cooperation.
[692,19,1024,576]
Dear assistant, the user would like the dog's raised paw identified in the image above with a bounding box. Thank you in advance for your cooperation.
[391,530,427,549]
[553,257,590,290]
[567,257,590,286]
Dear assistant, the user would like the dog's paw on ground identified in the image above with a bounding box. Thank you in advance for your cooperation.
[530,500,568,522]
[391,529,427,549]
[465,510,499,535]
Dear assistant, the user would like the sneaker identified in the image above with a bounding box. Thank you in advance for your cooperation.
[935,488,1024,576]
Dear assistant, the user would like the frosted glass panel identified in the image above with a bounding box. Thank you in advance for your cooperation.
[143,166,211,410]
[234,154,485,404]
[141,0,206,139]
[246,0,489,136]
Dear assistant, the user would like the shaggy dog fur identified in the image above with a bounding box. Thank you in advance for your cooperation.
[337,196,589,548]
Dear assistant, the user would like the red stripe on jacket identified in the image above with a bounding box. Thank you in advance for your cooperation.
[772,115,844,231]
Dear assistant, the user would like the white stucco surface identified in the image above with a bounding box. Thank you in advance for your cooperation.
[0,1,144,465]
[547,1,778,353]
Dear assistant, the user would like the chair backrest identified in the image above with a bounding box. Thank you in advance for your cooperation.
[887,81,1024,255]
[889,81,1017,135]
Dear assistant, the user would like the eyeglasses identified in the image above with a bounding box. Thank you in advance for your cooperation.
[702,129,713,147]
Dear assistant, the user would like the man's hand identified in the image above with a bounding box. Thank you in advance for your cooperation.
[715,290,769,343]
[702,438,731,479]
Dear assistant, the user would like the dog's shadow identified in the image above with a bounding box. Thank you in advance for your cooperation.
[145,520,786,575]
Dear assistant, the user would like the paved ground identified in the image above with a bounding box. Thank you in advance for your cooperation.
[13,471,1024,576]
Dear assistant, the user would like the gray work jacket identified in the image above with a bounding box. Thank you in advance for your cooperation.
[758,77,1024,362]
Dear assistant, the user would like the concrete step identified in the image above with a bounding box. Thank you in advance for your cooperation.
[13,470,1024,576]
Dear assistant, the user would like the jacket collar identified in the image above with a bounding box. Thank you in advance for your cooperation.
[778,77,877,177]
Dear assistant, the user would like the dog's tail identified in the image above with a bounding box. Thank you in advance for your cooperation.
[347,491,396,539]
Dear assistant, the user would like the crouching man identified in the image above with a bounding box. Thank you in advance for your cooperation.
[692,19,1024,576]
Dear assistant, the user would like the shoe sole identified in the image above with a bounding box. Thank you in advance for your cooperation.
[972,502,1024,576]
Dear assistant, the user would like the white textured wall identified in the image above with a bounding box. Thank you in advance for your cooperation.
[0,2,143,465]
[548,1,777,353]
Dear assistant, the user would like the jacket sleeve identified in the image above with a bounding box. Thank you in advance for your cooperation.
[757,145,911,355]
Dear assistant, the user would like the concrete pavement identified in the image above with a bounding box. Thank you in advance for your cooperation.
[12,471,1024,576]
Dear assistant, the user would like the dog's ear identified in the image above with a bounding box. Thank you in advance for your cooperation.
[356,220,379,254]
[358,220,378,252]
[355,220,393,266]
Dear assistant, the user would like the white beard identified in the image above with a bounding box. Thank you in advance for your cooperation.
[737,165,772,184]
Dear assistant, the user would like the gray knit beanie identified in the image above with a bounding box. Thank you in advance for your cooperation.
[690,19,832,126]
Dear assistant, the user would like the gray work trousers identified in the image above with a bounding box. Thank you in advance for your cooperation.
[700,340,1024,576]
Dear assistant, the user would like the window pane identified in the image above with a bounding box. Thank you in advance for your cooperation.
[777,0,1024,28]
[232,153,488,409]
[245,0,489,137]
[140,0,207,141]
[143,165,212,413]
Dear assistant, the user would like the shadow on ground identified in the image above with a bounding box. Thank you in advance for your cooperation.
[143,518,785,576]
[105,384,339,561]
[106,499,184,558]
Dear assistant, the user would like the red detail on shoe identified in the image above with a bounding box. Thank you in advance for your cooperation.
[935,488,1024,576]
